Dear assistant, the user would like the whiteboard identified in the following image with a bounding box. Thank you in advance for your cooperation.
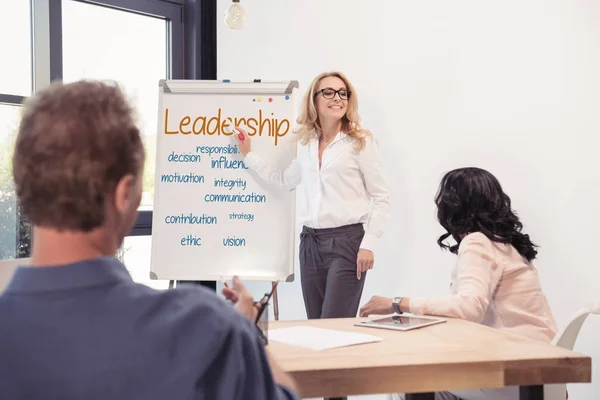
[150,79,299,282]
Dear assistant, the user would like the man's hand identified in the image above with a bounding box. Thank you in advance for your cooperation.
[222,276,258,321]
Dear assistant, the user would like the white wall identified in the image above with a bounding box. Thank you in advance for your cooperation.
[217,1,600,398]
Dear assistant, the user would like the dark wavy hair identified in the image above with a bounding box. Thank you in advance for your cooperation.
[435,167,538,261]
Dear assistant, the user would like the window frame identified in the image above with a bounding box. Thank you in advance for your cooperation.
[0,95,26,105]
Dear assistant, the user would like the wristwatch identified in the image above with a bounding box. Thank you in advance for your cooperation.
[392,297,403,314]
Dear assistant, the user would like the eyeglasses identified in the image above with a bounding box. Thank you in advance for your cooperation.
[314,88,351,100]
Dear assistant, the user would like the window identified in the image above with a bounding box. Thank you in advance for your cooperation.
[120,236,167,290]
[0,0,33,261]
[62,0,168,209]
[0,105,30,259]
[0,1,32,96]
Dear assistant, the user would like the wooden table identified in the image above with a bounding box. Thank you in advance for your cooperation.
[267,317,591,399]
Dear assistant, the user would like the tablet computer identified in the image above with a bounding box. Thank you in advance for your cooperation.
[354,314,446,331]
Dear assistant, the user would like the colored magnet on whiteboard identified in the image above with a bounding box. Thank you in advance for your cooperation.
[268,98,273,102]
[257,97,263,102]
[285,95,290,100]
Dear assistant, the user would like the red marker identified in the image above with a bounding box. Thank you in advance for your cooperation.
[238,132,245,141]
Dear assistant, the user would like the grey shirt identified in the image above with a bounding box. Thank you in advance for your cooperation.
[0,257,297,400]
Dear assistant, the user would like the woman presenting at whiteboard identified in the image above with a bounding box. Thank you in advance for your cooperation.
[234,71,390,321]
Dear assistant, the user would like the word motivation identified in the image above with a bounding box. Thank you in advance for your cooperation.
[160,172,205,184]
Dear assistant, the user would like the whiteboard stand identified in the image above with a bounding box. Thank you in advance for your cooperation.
[272,282,279,321]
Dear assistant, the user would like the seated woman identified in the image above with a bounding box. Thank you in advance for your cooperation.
[360,167,558,400]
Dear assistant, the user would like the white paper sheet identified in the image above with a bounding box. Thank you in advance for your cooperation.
[268,326,383,351]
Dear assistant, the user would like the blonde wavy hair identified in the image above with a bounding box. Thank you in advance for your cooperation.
[294,71,371,150]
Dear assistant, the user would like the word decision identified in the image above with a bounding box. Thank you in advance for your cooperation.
[163,108,290,145]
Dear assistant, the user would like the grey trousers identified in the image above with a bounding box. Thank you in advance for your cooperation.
[299,223,367,320]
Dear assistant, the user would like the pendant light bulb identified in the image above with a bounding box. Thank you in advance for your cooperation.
[224,0,246,30]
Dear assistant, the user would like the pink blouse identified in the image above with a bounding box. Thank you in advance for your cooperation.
[410,232,557,343]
